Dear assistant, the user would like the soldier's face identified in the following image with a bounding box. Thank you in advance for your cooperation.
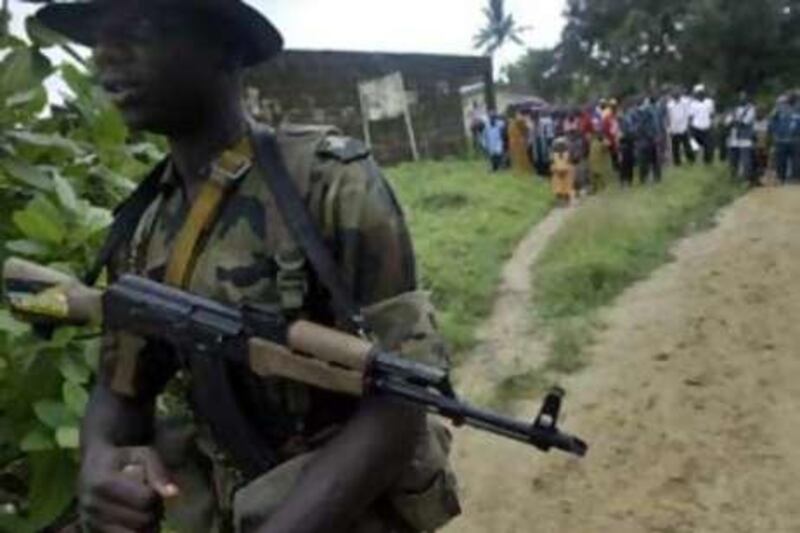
[93,7,229,134]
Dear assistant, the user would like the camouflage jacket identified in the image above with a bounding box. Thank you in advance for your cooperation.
[101,124,448,453]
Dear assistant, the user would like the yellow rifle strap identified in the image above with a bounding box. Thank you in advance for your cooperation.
[165,137,253,288]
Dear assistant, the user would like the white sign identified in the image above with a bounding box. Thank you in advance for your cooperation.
[358,72,409,121]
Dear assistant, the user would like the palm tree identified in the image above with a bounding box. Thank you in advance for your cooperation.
[473,0,530,56]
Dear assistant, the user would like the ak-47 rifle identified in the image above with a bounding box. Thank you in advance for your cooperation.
[3,257,588,458]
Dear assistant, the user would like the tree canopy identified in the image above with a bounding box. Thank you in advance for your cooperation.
[505,0,800,106]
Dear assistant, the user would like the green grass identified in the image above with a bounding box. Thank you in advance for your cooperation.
[532,164,744,372]
[385,160,552,354]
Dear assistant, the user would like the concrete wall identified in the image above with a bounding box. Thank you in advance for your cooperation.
[246,50,493,164]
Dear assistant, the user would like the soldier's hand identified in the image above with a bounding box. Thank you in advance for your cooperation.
[79,445,179,533]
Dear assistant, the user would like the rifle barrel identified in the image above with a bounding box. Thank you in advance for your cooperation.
[375,379,588,457]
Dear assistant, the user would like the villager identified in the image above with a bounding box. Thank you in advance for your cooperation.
[551,137,576,204]
[769,93,800,184]
[667,87,695,166]
[534,110,555,176]
[601,99,621,171]
[508,109,534,175]
[618,100,638,186]
[690,84,716,164]
[483,113,506,172]
[728,91,758,185]
[588,129,613,192]
[468,101,487,153]
[635,96,664,184]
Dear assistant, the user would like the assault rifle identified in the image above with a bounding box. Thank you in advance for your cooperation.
[3,258,588,459]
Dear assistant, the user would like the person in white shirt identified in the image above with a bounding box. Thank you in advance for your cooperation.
[690,85,716,164]
[728,91,758,184]
[667,88,695,166]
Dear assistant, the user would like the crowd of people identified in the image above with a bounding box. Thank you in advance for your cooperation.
[471,84,800,204]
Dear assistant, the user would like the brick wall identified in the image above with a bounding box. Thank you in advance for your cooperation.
[246,50,494,164]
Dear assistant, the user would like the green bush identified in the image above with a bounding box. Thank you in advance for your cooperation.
[533,165,743,371]
[387,162,552,354]
[0,20,163,531]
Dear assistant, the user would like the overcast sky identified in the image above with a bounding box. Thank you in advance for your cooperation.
[9,0,567,66]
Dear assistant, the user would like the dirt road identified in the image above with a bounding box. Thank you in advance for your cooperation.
[445,187,800,533]
[455,206,577,403]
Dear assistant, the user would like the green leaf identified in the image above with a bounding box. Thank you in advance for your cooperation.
[5,239,51,258]
[27,451,78,530]
[0,47,53,97]
[90,108,128,149]
[5,87,47,112]
[33,400,75,430]
[5,131,82,156]
[83,337,101,371]
[82,205,114,234]
[53,174,78,211]
[20,427,56,452]
[59,354,91,385]
[55,426,80,449]
[60,63,93,103]
[0,310,30,337]
[62,382,89,416]
[25,16,69,49]
[47,326,77,349]
[0,514,36,533]
[12,196,66,244]
[0,158,53,191]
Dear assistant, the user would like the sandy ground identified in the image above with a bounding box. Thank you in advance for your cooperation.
[444,187,800,533]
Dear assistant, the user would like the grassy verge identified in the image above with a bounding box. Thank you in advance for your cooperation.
[386,160,552,354]
[532,164,744,373]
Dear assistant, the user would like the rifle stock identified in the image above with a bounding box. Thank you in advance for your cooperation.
[3,257,102,326]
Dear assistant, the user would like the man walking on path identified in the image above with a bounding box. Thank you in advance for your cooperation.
[667,88,694,166]
[483,113,506,172]
[690,85,716,164]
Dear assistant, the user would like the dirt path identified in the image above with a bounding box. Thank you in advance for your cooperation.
[454,205,577,402]
[445,187,800,533]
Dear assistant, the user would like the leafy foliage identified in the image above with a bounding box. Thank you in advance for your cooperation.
[0,18,163,531]
[507,0,800,104]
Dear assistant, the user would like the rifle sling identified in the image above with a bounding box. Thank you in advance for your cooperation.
[84,159,169,286]
[250,129,367,335]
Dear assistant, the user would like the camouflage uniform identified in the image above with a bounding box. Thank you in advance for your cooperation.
[100,125,460,532]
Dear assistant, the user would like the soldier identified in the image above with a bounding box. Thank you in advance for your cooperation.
[34,1,459,532]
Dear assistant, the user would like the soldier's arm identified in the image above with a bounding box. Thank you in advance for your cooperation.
[78,334,179,531]
[260,156,428,533]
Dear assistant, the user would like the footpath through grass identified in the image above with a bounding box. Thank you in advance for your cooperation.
[386,160,551,354]
[532,164,744,373]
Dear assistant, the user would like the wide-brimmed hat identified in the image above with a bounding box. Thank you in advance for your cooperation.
[35,0,284,67]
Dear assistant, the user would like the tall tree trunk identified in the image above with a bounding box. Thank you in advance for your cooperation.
[1,0,9,37]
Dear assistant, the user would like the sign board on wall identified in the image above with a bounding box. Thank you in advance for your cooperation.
[358,72,408,121]
[357,72,419,161]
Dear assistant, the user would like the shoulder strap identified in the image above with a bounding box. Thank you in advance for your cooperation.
[251,128,368,335]
[84,159,170,286]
